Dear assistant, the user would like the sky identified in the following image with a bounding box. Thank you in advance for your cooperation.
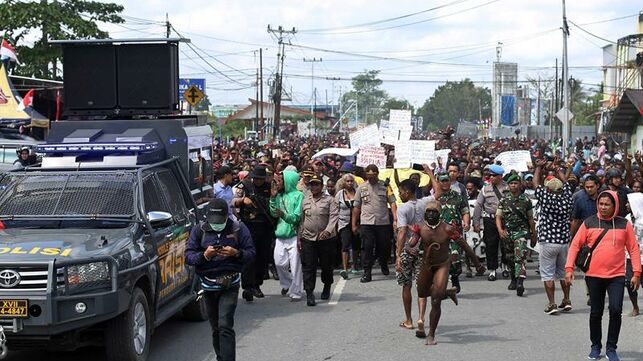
[100,0,643,108]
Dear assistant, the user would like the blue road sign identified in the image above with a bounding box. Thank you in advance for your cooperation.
[178,78,206,97]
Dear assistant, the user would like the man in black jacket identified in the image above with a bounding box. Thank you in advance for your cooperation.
[185,199,256,361]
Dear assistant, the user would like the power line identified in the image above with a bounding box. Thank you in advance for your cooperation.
[568,19,643,49]
[299,0,502,35]
[298,0,471,33]
[575,13,640,26]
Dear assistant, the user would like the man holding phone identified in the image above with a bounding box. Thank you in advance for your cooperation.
[185,199,256,361]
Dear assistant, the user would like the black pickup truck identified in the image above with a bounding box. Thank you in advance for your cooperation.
[0,120,208,361]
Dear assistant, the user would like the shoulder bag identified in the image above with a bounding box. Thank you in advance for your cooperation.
[574,227,609,273]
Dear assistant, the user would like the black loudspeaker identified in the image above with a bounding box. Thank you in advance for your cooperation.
[117,44,179,111]
[62,45,117,111]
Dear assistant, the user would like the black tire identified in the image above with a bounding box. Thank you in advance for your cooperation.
[104,288,151,361]
[182,286,208,322]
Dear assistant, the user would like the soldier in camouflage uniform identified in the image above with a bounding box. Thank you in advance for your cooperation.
[436,173,485,293]
[495,172,537,297]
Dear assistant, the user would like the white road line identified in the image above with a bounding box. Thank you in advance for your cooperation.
[327,277,346,305]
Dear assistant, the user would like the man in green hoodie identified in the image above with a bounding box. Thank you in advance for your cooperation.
[270,170,305,301]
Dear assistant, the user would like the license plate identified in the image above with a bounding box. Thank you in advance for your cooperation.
[0,299,28,318]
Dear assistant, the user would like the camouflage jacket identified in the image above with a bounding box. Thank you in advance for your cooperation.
[497,192,532,237]
[438,189,469,231]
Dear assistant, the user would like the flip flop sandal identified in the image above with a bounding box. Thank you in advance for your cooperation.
[399,321,414,330]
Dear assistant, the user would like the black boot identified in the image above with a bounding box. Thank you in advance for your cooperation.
[451,274,461,294]
[360,269,372,283]
[270,265,279,280]
[516,277,525,296]
[306,290,316,306]
[507,274,517,291]
[321,284,331,300]
[242,289,254,302]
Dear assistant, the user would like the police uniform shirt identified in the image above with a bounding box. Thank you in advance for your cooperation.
[300,192,339,240]
[472,182,508,226]
[354,180,396,226]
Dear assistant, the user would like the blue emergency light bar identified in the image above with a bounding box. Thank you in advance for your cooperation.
[37,142,160,154]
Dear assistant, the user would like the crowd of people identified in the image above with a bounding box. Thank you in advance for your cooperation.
[186,128,642,361]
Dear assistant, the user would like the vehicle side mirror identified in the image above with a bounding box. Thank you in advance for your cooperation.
[147,211,174,228]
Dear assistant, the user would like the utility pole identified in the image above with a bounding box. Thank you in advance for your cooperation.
[166,13,171,38]
[303,58,322,115]
[255,65,259,132]
[267,25,296,139]
[555,58,559,138]
[259,48,264,139]
[537,76,541,125]
[561,0,571,158]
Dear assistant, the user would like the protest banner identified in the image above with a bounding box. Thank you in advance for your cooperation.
[410,140,436,165]
[434,149,451,165]
[389,109,412,128]
[495,150,532,173]
[356,145,387,169]
[394,141,412,168]
[297,121,312,136]
[349,123,379,149]
[379,121,399,145]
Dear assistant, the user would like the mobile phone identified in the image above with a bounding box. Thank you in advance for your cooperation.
[213,245,223,250]
[411,163,424,171]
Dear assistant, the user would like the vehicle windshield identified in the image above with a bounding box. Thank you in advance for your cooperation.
[0,172,136,228]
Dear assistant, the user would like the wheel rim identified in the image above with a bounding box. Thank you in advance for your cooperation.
[132,302,147,355]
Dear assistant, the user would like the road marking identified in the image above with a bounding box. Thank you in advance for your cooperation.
[328,277,346,305]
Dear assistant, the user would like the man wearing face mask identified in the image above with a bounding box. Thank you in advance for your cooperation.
[185,199,256,361]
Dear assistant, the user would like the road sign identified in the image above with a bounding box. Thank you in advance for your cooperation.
[555,107,574,124]
[178,78,205,97]
[183,85,204,107]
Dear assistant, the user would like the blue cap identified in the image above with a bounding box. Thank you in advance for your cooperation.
[489,164,505,176]
[339,161,353,173]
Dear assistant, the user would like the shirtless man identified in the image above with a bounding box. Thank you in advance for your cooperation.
[415,200,466,345]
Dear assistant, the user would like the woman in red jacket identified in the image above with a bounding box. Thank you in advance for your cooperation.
[565,190,640,361]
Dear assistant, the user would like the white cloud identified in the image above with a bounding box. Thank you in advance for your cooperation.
[99,0,641,105]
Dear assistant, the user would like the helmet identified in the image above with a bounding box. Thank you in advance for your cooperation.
[605,168,622,180]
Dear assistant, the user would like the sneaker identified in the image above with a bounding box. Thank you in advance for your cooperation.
[360,273,372,283]
[544,303,559,315]
[507,279,517,290]
[252,287,265,298]
[558,299,572,312]
[242,289,254,302]
[381,265,390,276]
[605,349,619,361]
[281,288,289,296]
[587,346,601,360]
[502,269,510,278]
[340,270,348,280]
[488,271,497,282]
[350,268,361,274]
[306,292,316,307]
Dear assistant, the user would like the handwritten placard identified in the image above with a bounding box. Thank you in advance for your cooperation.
[410,140,436,165]
[356,145,387,169]
[389,109,412,128]
[495,150,532,173]
[434,149,451,166]
[394,141,412,168]
[349,124,380,149]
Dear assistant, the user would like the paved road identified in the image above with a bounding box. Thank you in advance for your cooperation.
[8,262,643,361]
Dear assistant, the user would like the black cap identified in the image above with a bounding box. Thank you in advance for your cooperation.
[206,199,228,225]
[249,165,269,179]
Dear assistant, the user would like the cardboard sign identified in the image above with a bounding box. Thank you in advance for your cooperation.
[434,149,451,166]
[394,141,412,168]
[410,140,436,165]
[495,150,532,173]
[389,109,412,128]
[356,145,386,169]
[349,124,380,149]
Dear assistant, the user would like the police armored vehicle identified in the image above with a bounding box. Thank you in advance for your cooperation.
[0,39,210,361]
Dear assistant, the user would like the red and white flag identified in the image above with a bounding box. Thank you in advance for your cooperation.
[0,39,18,63]
[17,89,34,112]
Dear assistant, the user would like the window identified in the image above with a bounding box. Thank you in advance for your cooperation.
[143,174,167,213]
[155,169,188,221]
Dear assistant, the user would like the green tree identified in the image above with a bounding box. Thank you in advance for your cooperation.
[418,79,491,131]
[381,97,413,122]
[341,70,388,124]
[0,0,124,79]
[575,88,602,126]
[194,95,212,112]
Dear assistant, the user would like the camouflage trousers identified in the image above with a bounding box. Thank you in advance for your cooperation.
[449,240,463,276]
[502,231,528,278]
